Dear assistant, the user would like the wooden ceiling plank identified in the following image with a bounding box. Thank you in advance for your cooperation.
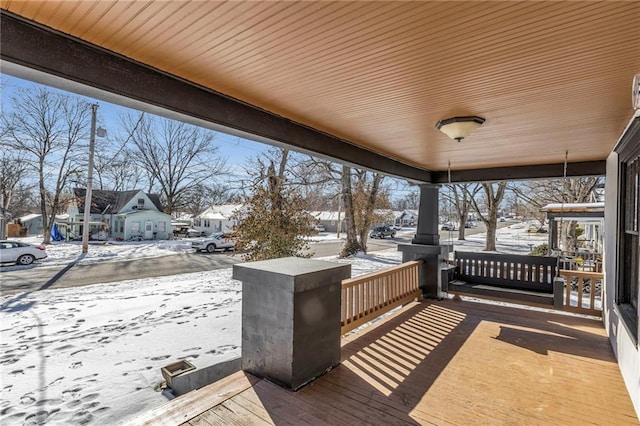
[173,2,291,59]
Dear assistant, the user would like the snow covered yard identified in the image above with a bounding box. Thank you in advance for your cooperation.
[0,269,244,425]
[0,246,407,425]
[0,223,554,425]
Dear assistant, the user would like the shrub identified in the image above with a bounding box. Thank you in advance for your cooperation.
[530,243,549,256]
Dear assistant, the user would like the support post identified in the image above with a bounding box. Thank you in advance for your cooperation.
[399,183,450,299]
[412,184,440,245]
[233,257,350,390]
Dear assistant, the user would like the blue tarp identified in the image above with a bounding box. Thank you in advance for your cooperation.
[50,223,64,241]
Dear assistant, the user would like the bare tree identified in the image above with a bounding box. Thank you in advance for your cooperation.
[299,158,389,255]
[509,177,602,251]
[467,182,507,251]
[443,183,481,240]
[1,87,90,243]
[0,151,30,216]
[122,113,226,214]
[394,187,419,210]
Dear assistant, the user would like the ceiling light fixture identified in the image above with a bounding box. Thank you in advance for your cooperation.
[436,116,485,142]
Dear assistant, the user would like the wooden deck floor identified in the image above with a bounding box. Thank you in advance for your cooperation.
[130,299,639,425]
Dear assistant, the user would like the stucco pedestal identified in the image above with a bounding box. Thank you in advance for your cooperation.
[233,257,351,390]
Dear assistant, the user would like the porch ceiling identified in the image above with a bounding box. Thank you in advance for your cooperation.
[1,1,639,177]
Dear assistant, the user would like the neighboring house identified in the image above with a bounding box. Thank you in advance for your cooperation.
[372,209,397,228]
[192,204,242,234]
[541,202,605,256]
[310,209,395,233]
[310,211,346,233]
[395,209,419,227]
[18,213,42,235]
[18,213,69,236]
[68,189,172,241]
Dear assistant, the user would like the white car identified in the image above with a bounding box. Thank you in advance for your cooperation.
[0,240,48,265]
[191,233,235,253]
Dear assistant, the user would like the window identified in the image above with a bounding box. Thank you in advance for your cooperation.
[137,198,145,209]
[158,221,166,232]
[617,117,640,342]
[131,221,140,234]
[204,219,210,228]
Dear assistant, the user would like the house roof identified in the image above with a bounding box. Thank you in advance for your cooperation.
[197,204,243,220]
[19,213,68,222]
[3,2,638,183]
[540,202,605,213]
[73,189,164,214]
[399,210,419,218]
[310,211,342,222]
[18,213,41,222]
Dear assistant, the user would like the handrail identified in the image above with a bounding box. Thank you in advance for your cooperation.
[341,260,423,334]
[557,269,603,316]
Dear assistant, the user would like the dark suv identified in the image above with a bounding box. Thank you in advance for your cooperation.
[369,226,396,239]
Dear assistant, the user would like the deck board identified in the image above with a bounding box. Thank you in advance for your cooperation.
[129,299,639,425]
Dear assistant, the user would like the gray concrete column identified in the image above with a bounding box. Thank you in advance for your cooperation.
[412,183,440,245]
[401,183,451,299]
[232,257,350,391]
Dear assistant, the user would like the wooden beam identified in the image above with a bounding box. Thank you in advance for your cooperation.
[431,160,606,184]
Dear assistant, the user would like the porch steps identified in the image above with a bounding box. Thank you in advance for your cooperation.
[448,280,554,308]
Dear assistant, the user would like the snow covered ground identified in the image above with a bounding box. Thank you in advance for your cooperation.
[0,223,556,425]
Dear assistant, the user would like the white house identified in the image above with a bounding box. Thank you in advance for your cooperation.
[192,204,242,234]
[68,189,173,241]
[310,211,345,233]
[395,209,419,227]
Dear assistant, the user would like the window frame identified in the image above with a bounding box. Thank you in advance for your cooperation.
[616,117,640,344]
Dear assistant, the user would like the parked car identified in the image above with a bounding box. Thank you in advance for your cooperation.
[186,228,207,238]
[369,226,396,239]
[312,224,326,232]
[0,240,47,265]
[192,232,235,253]
[441,223,457,231]
[173,226,190,237]
[465,221,477,228]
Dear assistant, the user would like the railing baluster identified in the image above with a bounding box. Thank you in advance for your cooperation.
[558,270,602,316]
[340,260,423,334]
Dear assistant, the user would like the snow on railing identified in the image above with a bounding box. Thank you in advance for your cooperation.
[340,260,422,334]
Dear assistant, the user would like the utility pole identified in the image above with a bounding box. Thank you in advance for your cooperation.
[82,104,98,254]
[0,193,5,240]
